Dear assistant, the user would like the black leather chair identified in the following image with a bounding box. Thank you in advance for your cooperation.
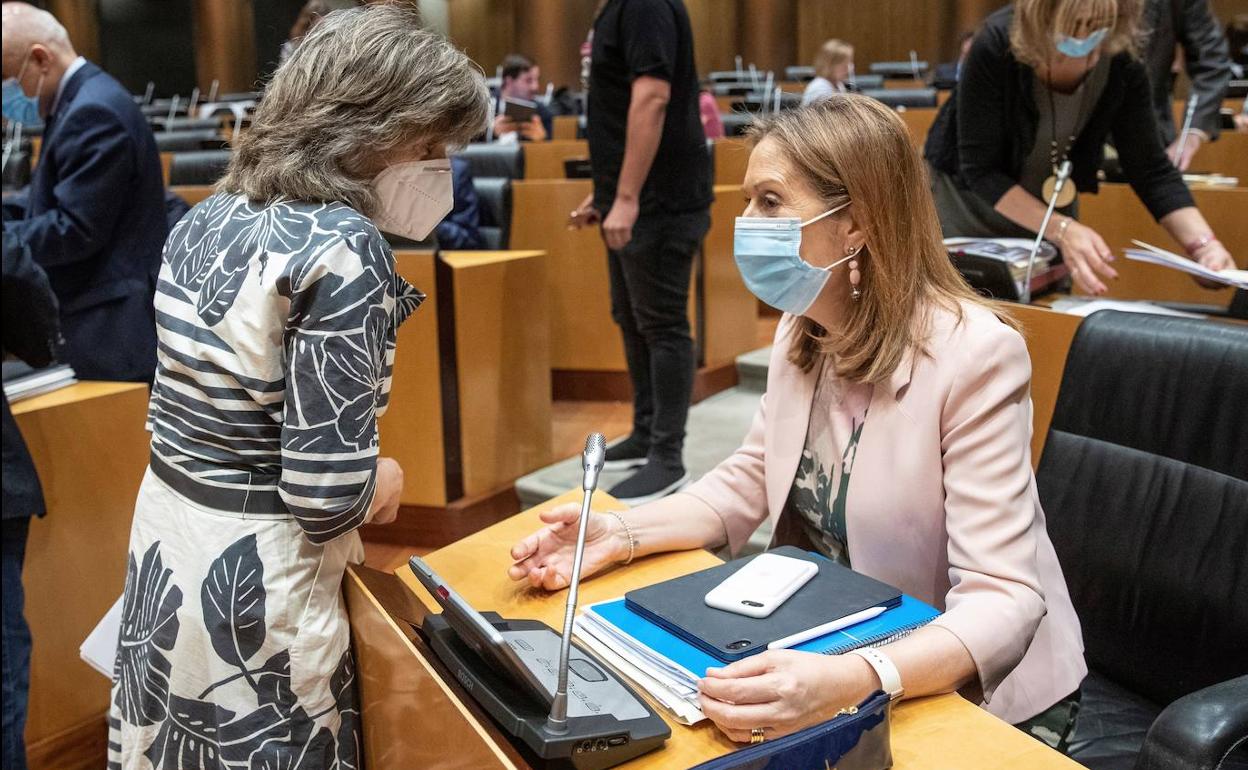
[784,65,815,82]
[168,150,232,186]
[472,176,511,250]
[1036,311,1248,770]
[860,88,938,108]
[731,93,804,113]
[151,117,223,133]
[720,112,755,137]
[868,60,930,78]
[2,139,32,190]
[456,143,524,181]
[154,129,227,153]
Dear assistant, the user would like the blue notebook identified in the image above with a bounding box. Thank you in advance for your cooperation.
[587,593,940,680]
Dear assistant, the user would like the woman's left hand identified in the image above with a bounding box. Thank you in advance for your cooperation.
[697,650,879,743]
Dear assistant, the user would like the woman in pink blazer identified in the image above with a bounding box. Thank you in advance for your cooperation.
[509,95,1086,750]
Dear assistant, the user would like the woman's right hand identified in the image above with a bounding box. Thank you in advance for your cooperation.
[1054,218,1117,295]
[508,503,627,590]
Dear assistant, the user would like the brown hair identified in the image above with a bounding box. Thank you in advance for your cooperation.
[813,39,853,81]
[1010,0,1142,69]
[746,95,1016,382]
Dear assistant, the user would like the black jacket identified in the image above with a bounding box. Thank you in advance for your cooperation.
[925,6,1194,223]
[1141,0,1232,144]
[2,233,60,519]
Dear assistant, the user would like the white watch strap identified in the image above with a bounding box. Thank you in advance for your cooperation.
[849,647,904,701]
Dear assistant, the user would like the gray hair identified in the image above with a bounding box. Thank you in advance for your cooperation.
[218,3,488,215]
[2,2,74,70]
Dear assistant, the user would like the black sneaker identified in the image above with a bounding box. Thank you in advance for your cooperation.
[603,435,650,471]
[607,462,690,506]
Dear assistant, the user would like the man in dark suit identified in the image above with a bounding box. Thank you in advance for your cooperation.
[1141,0,1233,171]
[1,233,60,770]
[2,2,166,382]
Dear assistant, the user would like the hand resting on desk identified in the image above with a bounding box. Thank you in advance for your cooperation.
[507,502,628,589]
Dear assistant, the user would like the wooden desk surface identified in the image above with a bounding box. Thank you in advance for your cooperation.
[10,380,146,416]
[398,491,1081,770]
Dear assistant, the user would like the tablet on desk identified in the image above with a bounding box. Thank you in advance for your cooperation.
[501,97,538,124]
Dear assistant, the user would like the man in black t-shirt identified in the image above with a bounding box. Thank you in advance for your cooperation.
[569,0,712,504]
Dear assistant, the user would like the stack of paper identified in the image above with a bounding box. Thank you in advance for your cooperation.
[2,361,77,403]
[1125,240,1248,290]
[1048,297,1203,319]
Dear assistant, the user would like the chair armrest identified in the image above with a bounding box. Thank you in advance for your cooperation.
[1136,676,1248,770]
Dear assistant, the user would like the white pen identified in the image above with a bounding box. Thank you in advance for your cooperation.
[766,606,887,651]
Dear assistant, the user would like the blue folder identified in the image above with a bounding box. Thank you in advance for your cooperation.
[588,593,940,679]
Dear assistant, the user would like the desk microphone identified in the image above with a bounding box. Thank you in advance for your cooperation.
[548,432,606,732]
[909,49,921,81]
[1023,159,1071,304]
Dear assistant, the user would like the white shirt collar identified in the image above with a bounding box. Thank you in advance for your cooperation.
[50,56,87,117]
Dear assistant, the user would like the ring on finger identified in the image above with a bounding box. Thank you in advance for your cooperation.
[750,727,766,744]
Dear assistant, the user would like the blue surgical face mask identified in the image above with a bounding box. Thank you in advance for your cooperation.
[1055,27,1108,58]
[733,201,856,315]
[2,55,43,127]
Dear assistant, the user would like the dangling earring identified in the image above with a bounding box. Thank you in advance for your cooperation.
[847,245,863,301]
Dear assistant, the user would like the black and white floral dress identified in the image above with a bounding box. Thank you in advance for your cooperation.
[107,193,422,770]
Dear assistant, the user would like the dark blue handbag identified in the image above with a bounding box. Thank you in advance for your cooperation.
[687,690,893,770]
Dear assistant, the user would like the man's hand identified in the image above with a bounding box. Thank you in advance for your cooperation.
[567,193,601,230]
[602,197,639,251]
[1166,131,1205,172]
[519,115,547,142]
[492,114,517,138]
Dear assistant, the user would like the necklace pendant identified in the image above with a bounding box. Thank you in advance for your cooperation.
[1043,172,1077,208]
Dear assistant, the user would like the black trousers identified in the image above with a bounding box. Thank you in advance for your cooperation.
[606,207,710,467]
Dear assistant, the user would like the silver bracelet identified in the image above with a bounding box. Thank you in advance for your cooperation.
[606,510,636,565]
[1055,216,1072,244]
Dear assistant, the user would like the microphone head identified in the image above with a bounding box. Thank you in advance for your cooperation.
[583,432,605,469]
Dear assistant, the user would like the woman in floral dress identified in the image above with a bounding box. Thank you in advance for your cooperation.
[107,6,488,768]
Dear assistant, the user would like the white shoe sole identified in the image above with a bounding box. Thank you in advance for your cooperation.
[611,473,691,506]
[602,457,648,472]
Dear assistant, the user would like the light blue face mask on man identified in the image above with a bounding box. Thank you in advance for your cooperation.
[1055,27,1108,58]
[733,201,855,315]
[2,54,44,127]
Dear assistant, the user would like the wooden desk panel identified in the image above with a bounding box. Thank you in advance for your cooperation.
[159,151,173,185]
[442,250,553,497]
[703,185,758,366]
[379,250,447,507]
[15,382,150,770]
[170,184,215,207]
[552,115,579,141]
[510,180,624,371]
[523,140,589,180]
[1080,184,1247,305]
[1012,305,1083,465]
[381,491,1081,769]
[1190,132,1248,183]
[899,107,938,149]
[712,137,750,186]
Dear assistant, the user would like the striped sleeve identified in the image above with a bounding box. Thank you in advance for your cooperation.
[278,234,392,544]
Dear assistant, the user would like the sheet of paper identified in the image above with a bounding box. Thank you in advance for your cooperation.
[81,595,123,679]
[1048,297,1204,319]
[1125,241,1248,290]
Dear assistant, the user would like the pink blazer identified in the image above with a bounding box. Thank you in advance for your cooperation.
[683,301,1087,724]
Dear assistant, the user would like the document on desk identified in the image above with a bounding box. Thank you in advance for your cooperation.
[1124,241,1248,290]
[1048,297,1204,319]
[80,595,123,679]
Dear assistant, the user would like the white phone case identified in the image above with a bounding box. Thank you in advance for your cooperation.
[703,553,819,618]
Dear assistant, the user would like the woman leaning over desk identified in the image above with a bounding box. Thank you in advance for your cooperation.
[925,0,1237,295]
[509,95,1087,751]
[109,6,488,768]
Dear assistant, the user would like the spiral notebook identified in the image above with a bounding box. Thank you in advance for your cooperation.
[579,593,939,690]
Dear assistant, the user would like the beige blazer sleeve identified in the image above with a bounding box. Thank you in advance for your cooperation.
[926,319,1047,701]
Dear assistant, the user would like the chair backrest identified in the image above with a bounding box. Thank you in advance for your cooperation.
[457,143,524,181]
[869,61,930,77]
[860,88,938,108]
[472,177,511,250]
[720,112,755,137]
[1037,311,1248,706]
[168,149,232,186]
[153,130,226,153]
[784,65,815,82]
[150,117,222,133]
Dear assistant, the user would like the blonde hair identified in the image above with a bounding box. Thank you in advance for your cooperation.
[746,96,1015,382]
[1010,0,1142,69]
[219,4,488,216]
[813,39,854,81]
